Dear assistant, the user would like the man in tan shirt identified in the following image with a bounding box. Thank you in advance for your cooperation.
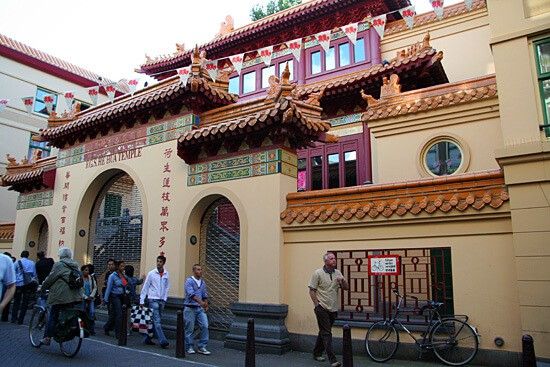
[308,252,349,367]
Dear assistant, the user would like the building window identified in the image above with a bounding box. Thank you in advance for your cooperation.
[424,140,463,176]
[28,133,51,160]
[242,71,256,94]
[261,65,275,88]
[279,61,294,80]
[34,87,57,115]
[104,193,122,218]
[325,47,336,71]
[535,38,550,136]
[354,38,366,63]
[297,132,370,191]
[311,51,322,74]
[339,43,351,67]
[228,76,239,94]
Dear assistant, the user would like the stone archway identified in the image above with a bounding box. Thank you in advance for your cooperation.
[25,214,49,259]
[199,197,240,331]
[74,168,145,288]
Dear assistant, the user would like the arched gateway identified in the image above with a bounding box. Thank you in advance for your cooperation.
[199,197,240,331]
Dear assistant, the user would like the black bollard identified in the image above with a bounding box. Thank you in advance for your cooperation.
[118,304,128,346]
[522,334,536,367]
[176,310,185,358]
[245,318,255,367]
[342,324,353,367]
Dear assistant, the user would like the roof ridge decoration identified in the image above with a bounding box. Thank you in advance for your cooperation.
[1,155,57,193]
[281,169,509,225]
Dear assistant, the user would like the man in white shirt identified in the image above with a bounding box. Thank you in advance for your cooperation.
[11,250,37,324]
[140,255,170,348]
[0,253,16,316]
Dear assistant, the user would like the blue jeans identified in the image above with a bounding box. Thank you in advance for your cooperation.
[145,299,167,345]
[184,306,209,349]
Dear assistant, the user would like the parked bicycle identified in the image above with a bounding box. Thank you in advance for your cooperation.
[365,288,479,366]
[28,290,88,358]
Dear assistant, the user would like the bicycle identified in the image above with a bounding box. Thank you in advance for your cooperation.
[29,291,87,358]
[365,288,479,366]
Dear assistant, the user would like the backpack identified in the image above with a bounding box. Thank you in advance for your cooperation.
[61,263,83,290]
[17,260,38,289]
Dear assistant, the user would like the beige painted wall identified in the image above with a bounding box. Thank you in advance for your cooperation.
[382,7,494,83]
[11,122,295,305]
[369,97,501,184]
[282,211,521,353]
[487,0,550,358]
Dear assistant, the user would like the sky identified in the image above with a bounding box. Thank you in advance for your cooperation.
[0,0,462,84]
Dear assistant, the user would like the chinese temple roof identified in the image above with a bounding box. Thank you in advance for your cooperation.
[281,169,509,225]
[296,44,446,115]
[0,223,15,242]
[138,0,409,78]
[0,33,113,87]
[362,74,497,121]
[178,67,335,163]
[0,156,56,193]
[39,53,238,148]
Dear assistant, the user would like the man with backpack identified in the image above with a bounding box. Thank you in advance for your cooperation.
[40,247,82,346]
[11,250,37,324]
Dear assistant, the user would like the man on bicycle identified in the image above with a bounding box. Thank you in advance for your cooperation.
[39,247,82,346]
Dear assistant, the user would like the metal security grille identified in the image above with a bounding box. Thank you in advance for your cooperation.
[88,173,143,287]
[200,197,240,331]
[333,247,454,326]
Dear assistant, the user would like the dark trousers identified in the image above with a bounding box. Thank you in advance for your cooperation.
[11,285,32,324]
[104,294,122,337]
[313,305,338,363]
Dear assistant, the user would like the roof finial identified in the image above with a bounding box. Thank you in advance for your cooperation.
[281,62,291,85]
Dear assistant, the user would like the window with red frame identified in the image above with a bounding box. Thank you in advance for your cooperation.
[297,132,371,191]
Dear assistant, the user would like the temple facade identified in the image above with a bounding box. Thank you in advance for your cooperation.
[2,0,549,364]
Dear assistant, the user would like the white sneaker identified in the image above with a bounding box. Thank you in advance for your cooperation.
[186,348,196,354]
[197,347,211,355]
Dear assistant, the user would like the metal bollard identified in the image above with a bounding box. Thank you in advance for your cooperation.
[176,310,185,358]
[245,318,255,367]
[118,304,128,346]
[522,334,536,367]
[342,324,353,367]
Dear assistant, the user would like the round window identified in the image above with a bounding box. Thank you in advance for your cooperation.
[424,140,463,176]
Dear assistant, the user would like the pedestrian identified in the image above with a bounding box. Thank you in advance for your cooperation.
[0,253,16,318]
[1,252,15,322]
[139,255,170,349]
[102,260,128,338]
[308,252,349,367]
[35,251,54,285]
[101,258,116,335]
[183,264,211,355]
[11,250,37,324]
[124,264,144,335]
[40,247,82,346]
[81,264,97,335]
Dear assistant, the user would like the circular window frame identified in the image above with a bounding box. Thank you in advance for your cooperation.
[417,134,470,178]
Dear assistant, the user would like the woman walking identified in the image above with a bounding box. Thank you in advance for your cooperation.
[102,260,128,338]
[81,264,97,335]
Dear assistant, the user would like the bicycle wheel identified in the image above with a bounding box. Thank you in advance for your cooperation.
[59,317,82,358]
[29,307,47,348]
[430,318,479,366]
[365,320,399,362]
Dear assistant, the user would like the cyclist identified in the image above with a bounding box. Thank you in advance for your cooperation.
[39,247,82,346]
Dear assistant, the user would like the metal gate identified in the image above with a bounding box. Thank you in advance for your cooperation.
[199,197,240,331]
